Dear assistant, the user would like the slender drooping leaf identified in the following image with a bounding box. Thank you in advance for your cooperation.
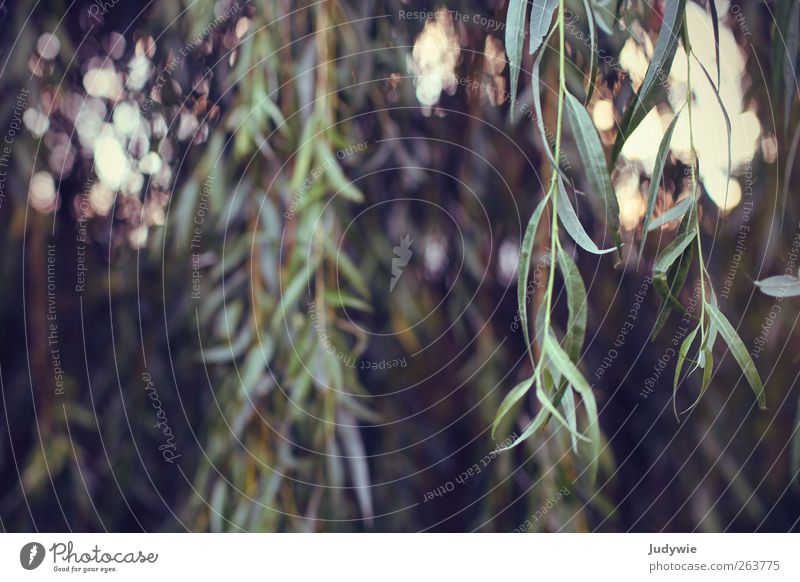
[581,0,599,103]
[640,109,683,259]
[530,0,560,55]
[673,326,699,420]
[557,177,615,255]
[612,0,687,163]
[653,229,695,299]
[558,246,588,361]
[492,376,534,438]
[562,386,579,453]
[519,196,550,365]
[648,195,693,231]
[651,240,694,339]
[755,274,800,298]
[706,0,721,88]
[338,411,374,521]
[545,336,601,483]
[531,30,563,173]
[564,91,621,249]
[706,302,767,410]
[693,55,732,208]
[506,0,529,120]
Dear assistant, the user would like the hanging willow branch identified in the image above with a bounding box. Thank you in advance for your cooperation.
[497,0,767,484]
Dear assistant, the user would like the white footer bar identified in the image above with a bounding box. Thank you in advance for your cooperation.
[1,533,797,580]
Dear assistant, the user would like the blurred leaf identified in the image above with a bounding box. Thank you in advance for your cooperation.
[338,411,373,522]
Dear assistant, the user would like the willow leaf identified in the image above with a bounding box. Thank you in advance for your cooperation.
[530,0,560,55]
[506,0,529,120]
[706,302,767,410]
[562,386,579,453]
[519,196,550,365]
[612,0,687,163]
[564,91,621,249]
[755,274,800,298]
[706,0,720,88]
[557,246,588,361]
[641,109,683,258]
[557,178,615,255]
[544,336,601,483]
[693,56,732,208]
[648,195,693,231]
[673,326,698,420]
[581,0,598,103]
[492,376,533,438]
[532,29,563,173]
[653,229,695,292]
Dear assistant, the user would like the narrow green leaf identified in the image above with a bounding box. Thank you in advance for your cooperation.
[640,109,683,258]
[562,386,579,453]
[673,326,698,420]
[611,0,687,164]
[693,55,732,209]
[706,302,767,410]
[651,242,694,340]
[706,0,720,88]
[492,376,533,439]
[506,0,529,120]
[755,275,800,298]
[653,229,695,295]
[564,91,621,249]
[323,290,374,312]
[648,195,693,231]
[519,196,551,366]
[531,31,563,173]
[557,246,588,361]
[557,178,616,255]
[544,336,601,484]
[530,0,560,55]
[581,0,598,103]
[314,141,364,202]
[338,411,374,521]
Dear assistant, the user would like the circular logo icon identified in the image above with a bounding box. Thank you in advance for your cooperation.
[20,542,45,570]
